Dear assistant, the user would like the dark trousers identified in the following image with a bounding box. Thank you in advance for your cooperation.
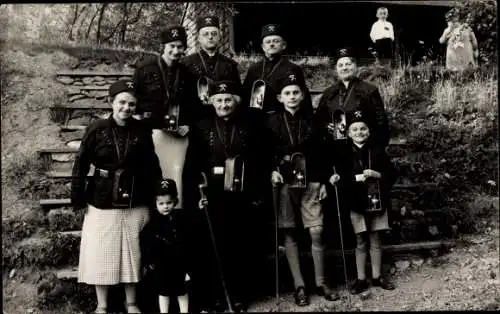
[375,38,394,63]
[195,191,255,310]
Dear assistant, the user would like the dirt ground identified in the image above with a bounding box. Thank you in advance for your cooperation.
[2,217,498,314]
[247,218,500,312]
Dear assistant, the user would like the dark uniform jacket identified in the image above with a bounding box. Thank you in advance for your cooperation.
[332,139,398,215]
[267,108,329,184]
[182,49,241,83]
[133,55,201,129]
[314,78,390,148]
[243,55,313,115]
[71,117,162,209]
[140,209,195,295]
[183,107,273,207]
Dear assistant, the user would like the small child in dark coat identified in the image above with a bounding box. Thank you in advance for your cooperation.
[333,110,398,295]
[141,179,193,313]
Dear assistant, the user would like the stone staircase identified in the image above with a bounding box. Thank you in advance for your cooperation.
[27,67,458,312]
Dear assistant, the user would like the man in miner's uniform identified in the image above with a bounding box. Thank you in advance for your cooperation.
[243,23,313,115]
[182,80,273,312]
[182,15,242,118]
[133,25,201,211]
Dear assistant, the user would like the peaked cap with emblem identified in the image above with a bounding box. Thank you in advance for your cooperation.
[336,46,357,63]
[346,109,371,129]
[261,23,284,40]
[109,80,136,98]
[160,25,187,46]
[197,15,220,30]
[275,69,306,94]
[208,80,240,97]
[156,178,178,197]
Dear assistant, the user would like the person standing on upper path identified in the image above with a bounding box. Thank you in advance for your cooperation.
[133,25,200,211]
[439,9,479,71]
[72,80,162,314]
[370,7,395,67]
[314,47,390,149]
[182,14,241,117]
[242,23,313,115]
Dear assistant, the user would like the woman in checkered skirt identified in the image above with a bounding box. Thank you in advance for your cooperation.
[71,80,162,314]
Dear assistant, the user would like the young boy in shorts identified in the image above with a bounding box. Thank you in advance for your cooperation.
[268,69,339,306]
[335,110,398,294]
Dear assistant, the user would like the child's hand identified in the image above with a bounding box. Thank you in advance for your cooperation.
[319,184,328,201]
[271,171,284,186]
[177,125,190,137]
[329,173,341,185]
[198,198,208,210]
[355,174,367,182]
[363,169,381,178]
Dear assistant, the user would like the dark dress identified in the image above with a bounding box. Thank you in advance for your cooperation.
[242,55,313,115]
[314,77,390,148]
[182,107,273,308]
[141,209,194,297]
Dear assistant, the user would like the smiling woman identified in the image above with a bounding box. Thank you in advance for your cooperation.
[71,80,163,314]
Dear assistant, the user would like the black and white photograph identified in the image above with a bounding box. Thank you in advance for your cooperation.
[1,1,498,313]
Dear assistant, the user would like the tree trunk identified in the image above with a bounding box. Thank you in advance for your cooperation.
[95,3,108,45]
[76,5,91,39]
[68,4,79,40]
[85,4,99,40]
[119,3,129,45]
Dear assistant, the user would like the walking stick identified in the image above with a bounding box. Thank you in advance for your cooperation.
[272,185,280,312]
[198,173,234,313]
[332,166,351,306]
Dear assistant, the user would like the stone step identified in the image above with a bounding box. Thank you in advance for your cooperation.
[52,102,111,110]
[56,70,134,77]
[54,239,454,280]
[60,125,88,132]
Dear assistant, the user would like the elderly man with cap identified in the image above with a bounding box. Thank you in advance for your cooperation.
[314,47,390,149]
[182,80,273,312]
[133,25,201,213]
[182,14,241,116]
[72,80,162,314]
[242,23,313,115]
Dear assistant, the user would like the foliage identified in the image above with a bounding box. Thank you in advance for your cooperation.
[452,0,498,64]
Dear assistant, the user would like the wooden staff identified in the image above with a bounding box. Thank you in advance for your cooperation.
[198,172,234,313]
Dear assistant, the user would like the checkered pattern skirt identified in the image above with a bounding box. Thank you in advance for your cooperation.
[78,204,150,285]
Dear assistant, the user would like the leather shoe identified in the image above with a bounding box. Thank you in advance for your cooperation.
[232,301,248,313]
[350,279,369,295]
[372,277,395,290]
[316,284,340,301]
[294,286,310,306]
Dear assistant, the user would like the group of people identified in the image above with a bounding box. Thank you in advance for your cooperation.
[370,6,479,70]
[72,11,399,314]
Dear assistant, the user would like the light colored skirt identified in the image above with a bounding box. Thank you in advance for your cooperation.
[152,129,189,209]
[350,210,389,234]
[78,204,150,285]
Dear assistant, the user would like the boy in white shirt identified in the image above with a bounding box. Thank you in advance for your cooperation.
[370,7,394,66]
